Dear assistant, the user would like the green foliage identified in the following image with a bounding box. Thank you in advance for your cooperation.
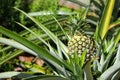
[29,0,58,12]
[98,0,115,39]
[0,0,28,31]
[0,7,88,79]
[0,0,120,80]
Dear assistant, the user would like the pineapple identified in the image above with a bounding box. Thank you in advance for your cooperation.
[68,31,95,61]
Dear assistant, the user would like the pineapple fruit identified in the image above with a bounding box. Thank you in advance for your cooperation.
[68,31,96,61]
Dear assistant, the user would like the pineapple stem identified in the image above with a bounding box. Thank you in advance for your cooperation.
[84,61,93,80]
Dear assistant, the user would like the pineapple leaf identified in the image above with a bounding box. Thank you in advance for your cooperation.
[0,72,33,79]
[22,75,68,80]
[109,18,120,30]
[0,37,34,56]
[80,50,87,67]
[114,44,120,64]
[16,22,48,46]
[0,26,64,68]
[14,7,69,59]
[114,29,120,46]
[53,16,70,40]
[111,70,120,80]
[100,60,120,80]
[84,61,93,80]
[98,0,115,39]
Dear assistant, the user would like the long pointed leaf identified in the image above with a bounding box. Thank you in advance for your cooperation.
[98,0,115,39]
[0,38,38,56]
[0,72,33,79]
[0,26,63,67]
[16,22,48,46]
[14,7,68,56]
[23,75,68,80]
[100,62,120,80]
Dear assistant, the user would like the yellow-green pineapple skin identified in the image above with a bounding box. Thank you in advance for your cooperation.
[68,32,95,61]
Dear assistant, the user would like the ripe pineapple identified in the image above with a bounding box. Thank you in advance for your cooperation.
[68,31,96,61]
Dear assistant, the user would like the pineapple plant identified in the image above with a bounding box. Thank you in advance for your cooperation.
[0,0,120,80]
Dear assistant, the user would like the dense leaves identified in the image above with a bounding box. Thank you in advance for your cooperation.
[0,0,120,80]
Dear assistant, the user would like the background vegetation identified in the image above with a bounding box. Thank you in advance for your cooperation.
[0,0,120,80]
